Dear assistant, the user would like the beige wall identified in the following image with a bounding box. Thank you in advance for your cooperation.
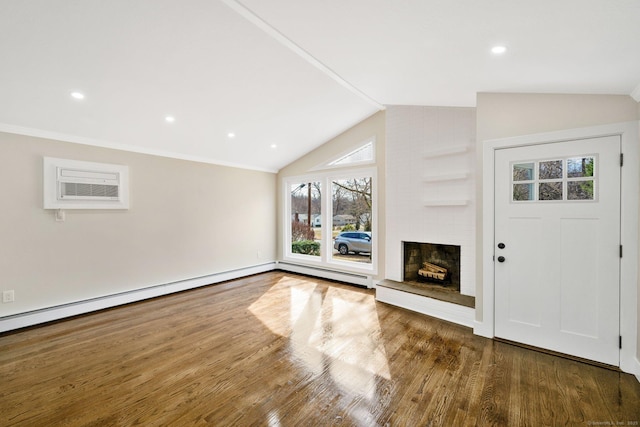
[276,111,386,280]
[0,132,276,316]
[476,93,638,142]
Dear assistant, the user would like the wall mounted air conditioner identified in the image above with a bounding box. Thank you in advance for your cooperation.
[44,157,129,209]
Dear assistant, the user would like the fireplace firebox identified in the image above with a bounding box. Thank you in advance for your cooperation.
[403,242,461,292]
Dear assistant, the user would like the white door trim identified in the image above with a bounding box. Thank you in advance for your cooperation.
[478,121,639,375]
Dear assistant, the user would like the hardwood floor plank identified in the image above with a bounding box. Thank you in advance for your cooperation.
[1,271,639,426]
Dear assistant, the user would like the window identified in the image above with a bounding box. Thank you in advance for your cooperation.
[330,177,372,264]
[312,138,375,170]
[328,141,374,167]
[289,181,321,258]
[284,168,376,274]
[511,156,596,202]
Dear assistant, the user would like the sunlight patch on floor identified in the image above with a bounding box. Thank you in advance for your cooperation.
[248,277,317,336]
[248,277,391,394]
[312,288,391,384]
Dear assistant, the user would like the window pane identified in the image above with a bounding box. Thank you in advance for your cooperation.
[513,183,534,201]
[539,160,563,180]
[290,182,321,257]
[539,182,563,200]
[329,141,374,166]
[567,157,594,178]
[568,181,594,200]
[331,177,372,264]
[513,163,534,181]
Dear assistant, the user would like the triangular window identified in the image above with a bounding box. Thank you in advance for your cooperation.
[315,138,375,170]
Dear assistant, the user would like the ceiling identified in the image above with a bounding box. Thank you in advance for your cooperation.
[1,1,639,172]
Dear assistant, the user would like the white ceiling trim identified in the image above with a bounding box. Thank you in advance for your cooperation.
[631,82,640,102]
[0,123,278,174]
[220,0,385,111]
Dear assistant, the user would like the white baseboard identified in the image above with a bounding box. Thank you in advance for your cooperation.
[633,357,640,383]
[375,285,475,328]
[276,261,372,287]
[0,263,276,333]
[473,320,494,338]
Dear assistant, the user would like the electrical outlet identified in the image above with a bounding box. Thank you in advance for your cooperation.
[2,290,15,303]
[256,250,262,259]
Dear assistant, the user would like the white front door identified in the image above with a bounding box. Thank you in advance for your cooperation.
[494,136,621,366]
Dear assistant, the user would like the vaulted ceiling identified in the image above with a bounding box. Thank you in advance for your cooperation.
[1,1,639,172]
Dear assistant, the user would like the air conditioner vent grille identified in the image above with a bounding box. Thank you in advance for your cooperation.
[61,183,119,199]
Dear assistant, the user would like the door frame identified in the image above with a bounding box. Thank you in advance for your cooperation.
[477,121,639,375]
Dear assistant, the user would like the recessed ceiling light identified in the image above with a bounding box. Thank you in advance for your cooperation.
[165,116,175,123]
[227,132,235,138]
[70,92,85,100]
[491,45,507,55]
[270,144,277,149]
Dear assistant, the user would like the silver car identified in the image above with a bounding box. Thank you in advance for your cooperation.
[333,231,371,255]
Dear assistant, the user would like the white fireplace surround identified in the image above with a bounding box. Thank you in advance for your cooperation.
[385,106,476,299]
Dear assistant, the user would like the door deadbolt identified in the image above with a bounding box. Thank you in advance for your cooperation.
[497,243,506,249]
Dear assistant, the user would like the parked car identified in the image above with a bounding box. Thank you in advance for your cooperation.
[333,231,371,255]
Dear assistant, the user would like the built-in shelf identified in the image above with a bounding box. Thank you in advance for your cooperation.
[423,145,469,158]
[424,200,469,207]
[423,172,470,182]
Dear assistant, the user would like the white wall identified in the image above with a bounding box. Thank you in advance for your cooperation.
[385,105,476,296]
[0,132,276,319]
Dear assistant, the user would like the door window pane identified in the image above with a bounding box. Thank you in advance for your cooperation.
[513,163,534,181]
[539,160,563,180]
[539,182,563,200]
[511,155,597,203]
[568,181,594,200]
[567,157,594,178]
[513,183,534,201]
[290,181,321,257]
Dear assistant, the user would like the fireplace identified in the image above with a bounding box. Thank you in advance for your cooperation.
[403,242,461,292]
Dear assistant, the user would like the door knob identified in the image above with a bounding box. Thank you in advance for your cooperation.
[498,243,506,249]
[497,256,506,263]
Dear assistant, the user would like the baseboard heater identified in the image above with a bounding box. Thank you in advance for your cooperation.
[0,262,372,333]
[0,263,276,333]
[276,261,372,288]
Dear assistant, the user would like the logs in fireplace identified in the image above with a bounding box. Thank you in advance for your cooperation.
[418,261,448,282]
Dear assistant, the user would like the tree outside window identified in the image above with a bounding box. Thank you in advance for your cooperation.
[290,182,321,256]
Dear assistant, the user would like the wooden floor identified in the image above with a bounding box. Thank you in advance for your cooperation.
[1,272,639,426]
